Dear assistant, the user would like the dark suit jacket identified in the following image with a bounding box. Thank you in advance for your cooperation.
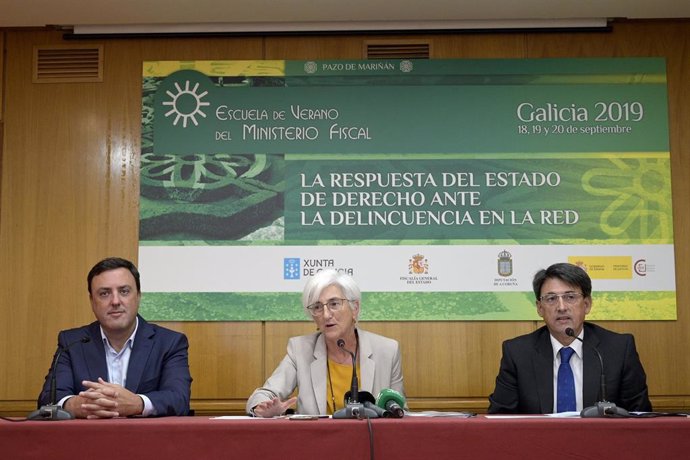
[488,322,651,414]
[37,315,192,416]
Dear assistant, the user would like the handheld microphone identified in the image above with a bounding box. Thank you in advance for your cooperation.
[376,388,406,418]
[565,327,629,418]
[28,336,91,421]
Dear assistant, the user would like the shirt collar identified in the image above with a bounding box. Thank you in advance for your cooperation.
[549,328,584,360]
[100,316,139,352]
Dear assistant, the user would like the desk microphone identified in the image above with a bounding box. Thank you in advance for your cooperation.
[28,336,91,421]
[333,337,379,419]
[353,390,389,418]
[339,339,359,403]
[565,327,629,418]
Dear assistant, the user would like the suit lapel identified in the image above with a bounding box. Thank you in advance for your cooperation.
[82,322,108,382]
[311,334,328,414]
[358,330,375,394]
[582,324,601,406]
[533,329,555,414]
[125,316,154,392]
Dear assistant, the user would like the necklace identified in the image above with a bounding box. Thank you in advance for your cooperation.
[326,359,338,413]
[326,330,359,413]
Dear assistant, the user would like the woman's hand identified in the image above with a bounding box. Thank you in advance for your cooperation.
[252,396,298,418]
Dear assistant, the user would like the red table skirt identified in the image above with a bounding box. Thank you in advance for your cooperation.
[2,415,688,459]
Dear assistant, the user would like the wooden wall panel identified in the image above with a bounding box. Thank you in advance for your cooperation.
[264,34,367,59]
[264,322,317,378]
[263,33,527,60]
[0,31,3,122]
[169,322,263,413]
[0,31,4,224]
[428,33,526,58]
[1,21,690,416]
[0,31,267,412]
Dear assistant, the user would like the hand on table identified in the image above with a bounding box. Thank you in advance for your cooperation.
[65,378,144,419]
[252,396,298,418]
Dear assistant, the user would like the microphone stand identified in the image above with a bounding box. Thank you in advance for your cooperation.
[332,336,379,419]
[580,353,628,417]
[565,328,629,418]
[28,336,91,421]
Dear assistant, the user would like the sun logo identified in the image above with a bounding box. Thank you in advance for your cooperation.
[162,80,210,128]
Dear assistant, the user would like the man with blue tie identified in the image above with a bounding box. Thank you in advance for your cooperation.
[488,262,651,414]
[37,257,192,418]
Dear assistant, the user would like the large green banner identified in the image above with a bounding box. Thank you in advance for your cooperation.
[139,59,675,321]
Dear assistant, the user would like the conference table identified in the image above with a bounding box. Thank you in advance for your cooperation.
[2,414,689,459]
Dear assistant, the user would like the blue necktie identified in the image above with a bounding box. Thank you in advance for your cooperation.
[557,347,576,412]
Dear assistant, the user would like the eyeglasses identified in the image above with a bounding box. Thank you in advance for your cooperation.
[306,298,350,316]
[538,292,584,307]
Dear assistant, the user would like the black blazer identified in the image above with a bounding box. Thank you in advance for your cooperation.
[488,322,651,414]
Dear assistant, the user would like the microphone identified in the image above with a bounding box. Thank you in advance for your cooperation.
[28,336,91,421]
[332,337,380,419]
[565,327,629,418]
[376,388,406,418]
[364,401,390,418]
[338,338,359,403]
[353,390,390,418]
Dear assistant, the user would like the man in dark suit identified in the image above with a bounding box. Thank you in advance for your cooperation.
[488,262,651,414]
[37,257,192,418]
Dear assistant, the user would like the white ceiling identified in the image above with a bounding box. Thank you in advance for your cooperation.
[0,0,688,30]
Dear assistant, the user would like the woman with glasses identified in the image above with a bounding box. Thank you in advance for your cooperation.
[487,262,651,414]
[246,269,404,417]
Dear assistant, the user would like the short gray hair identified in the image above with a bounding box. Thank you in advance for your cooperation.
[302,269,361,317]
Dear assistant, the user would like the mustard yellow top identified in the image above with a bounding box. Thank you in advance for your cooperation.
[326,359,360,414]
